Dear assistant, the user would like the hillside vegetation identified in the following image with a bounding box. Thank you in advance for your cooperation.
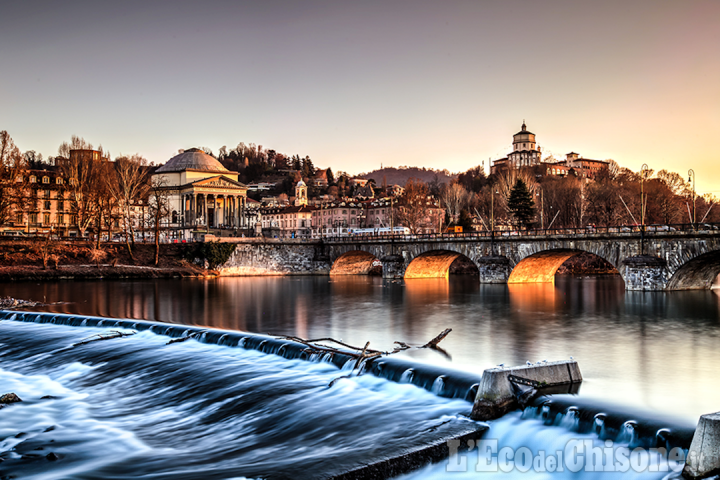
[359,167,456,187]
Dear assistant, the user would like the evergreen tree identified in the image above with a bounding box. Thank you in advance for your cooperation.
[326,167,335,186]
[508,178,535,228]
[458,208,473,231]
[302,156,315,178]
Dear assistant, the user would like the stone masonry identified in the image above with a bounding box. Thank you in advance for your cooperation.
[216,230,720,290]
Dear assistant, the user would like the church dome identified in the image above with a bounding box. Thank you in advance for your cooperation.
[156,148,230,173]
[297,180,307,187]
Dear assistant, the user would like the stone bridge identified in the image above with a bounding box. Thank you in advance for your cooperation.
[218,229,720,291]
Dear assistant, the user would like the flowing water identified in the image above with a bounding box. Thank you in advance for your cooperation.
[1,275,719,478]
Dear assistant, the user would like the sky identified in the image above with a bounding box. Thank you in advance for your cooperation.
[1,0,719,194]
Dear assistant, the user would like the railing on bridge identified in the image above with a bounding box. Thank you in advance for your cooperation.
[319,222,720,243]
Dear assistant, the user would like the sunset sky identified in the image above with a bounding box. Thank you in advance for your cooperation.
[2,1,719,194]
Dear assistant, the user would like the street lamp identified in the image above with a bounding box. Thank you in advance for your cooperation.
[490,187,495,233]
[688,169,696,225]
[536,187,544,230]
[640,164,649,227]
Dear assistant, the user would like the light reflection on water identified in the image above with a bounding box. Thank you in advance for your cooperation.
[2,275,720,421]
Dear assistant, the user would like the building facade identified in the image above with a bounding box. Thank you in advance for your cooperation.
[152,148,249,239]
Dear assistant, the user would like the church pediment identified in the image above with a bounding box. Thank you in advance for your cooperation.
[190,176,247,189]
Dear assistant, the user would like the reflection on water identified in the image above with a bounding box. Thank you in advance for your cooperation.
[2,275,720,421]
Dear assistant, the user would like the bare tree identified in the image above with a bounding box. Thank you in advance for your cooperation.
[57,135,93,158]
[440,182,470,224]
[0,131,27,226]
[108,154,149,259]
[396,178,432,234]
[147,178,171,266]
[94,161,120,248]
[58,137,104,238]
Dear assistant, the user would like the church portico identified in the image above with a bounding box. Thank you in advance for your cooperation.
[153,148,249,239]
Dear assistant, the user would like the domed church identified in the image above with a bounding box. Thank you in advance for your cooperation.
[152,148,249,239]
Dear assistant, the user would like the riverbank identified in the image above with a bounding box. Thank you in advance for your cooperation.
[0,240,208,281]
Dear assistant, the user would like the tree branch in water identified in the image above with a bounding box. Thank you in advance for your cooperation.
[72,330,136,347]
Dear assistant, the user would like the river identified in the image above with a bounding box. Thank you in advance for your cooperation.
[1,275,719,478]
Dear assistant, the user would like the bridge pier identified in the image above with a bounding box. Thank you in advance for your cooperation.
[477,256,511,283]
[381,254,407,279]
[622,255,668,291]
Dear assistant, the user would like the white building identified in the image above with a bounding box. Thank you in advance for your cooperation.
[152,148,249,238]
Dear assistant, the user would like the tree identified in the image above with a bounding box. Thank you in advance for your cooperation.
[457,208,473,231]
[147,178,171,266]
[0,131,27,226]
[57,135,98,158]
[326,167,335,186]
[396,178,431,234]
[508,178,535,228]
[58,138,104,238]
[302,156,315,178]
[109,154,150,259]
[440,182,470,224]
[457,166,487,194]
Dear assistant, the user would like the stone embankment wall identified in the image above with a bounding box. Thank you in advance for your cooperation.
[218,239,329,276]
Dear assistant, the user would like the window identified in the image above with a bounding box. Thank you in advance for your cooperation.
[30,213,37,224]
[29,176,36,183]
[44,201,51,210]
[42,176,49,184]
[56,177,63,184]
[45,190,51,198]
[15,213,22,223]
[43,214,50,225]
[58,214,65,225]
[58,201,64,211]
[71,215,77,225]
[69,178,77,186]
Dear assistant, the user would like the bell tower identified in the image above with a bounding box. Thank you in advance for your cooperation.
[295,180,308,206]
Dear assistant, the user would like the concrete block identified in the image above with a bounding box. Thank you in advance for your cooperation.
[471,360,582,421]
[683,412,720,479]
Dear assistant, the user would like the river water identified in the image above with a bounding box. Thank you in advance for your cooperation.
[1,275,719,478]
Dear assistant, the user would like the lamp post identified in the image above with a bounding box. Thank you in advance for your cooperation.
[640,163,649,254]
[688,169,696,226]
[640,164,649,227]
[536,187,544,230]
[490,187,495,233]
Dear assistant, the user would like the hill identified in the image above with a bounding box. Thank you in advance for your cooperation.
[358,167,456,187]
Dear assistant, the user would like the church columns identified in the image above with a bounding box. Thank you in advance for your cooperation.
[203,194,208,229]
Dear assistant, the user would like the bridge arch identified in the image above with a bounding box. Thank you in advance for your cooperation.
[404,250,479,279]
[330,250,382,275]
[508,249,619,284]
[666,250,720,290]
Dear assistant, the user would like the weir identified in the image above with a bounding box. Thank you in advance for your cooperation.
[0,310,708,479]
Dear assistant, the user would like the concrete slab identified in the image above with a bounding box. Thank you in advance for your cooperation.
[683,412,720,479]
[471,360,582,420]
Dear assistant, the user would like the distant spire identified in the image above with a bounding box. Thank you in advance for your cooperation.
[522,120,527,131]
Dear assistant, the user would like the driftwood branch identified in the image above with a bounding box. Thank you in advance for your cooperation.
[270,329,454,387]
[72,330,136,347]
[423,328,452,348]
[166,331,206,345]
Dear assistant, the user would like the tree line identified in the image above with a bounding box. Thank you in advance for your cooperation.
[0,131,170,264]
